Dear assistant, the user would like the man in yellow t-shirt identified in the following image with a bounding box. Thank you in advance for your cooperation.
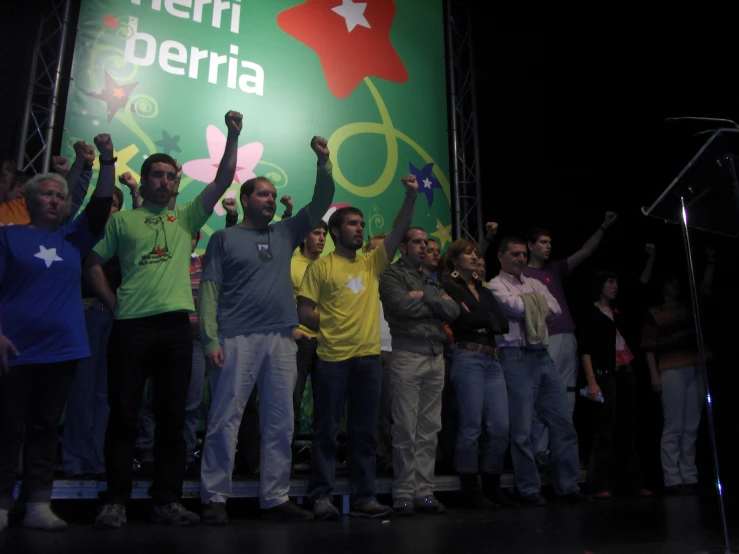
[290,219,327,445]
[297,174,419,520]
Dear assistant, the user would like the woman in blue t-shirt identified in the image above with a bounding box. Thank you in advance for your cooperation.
[0,134,116,533]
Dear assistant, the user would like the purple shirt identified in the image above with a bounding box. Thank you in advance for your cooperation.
[522,259,575,336]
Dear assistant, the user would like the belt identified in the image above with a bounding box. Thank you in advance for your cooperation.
[455,342,497,357]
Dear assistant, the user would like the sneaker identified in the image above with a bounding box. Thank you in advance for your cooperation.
[151,502,200,526]
[21,502,67,531]
[94,503,127,528]
[350,499,393,518]
[519,493,548,507]
[202,502,228,526]
[262,500,314,521]
[393,498,414,516]
[312,497,340,521]
[414,495,446,514]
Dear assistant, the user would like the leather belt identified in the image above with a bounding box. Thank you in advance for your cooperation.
[455,342,497,357]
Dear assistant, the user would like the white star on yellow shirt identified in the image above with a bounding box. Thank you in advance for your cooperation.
[345,275,365,295]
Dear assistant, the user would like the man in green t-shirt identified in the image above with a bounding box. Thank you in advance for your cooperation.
[84,111,243,529]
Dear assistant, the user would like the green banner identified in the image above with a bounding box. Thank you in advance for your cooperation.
[63,0,454,255]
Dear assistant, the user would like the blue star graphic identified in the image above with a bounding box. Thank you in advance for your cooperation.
[155,130,182,155]
[409,162,441,207]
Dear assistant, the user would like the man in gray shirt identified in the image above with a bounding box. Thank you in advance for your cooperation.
[198,136,334,524]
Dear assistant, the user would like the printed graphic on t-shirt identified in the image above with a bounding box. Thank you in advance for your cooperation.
[34,245,63,268]
[139,216,173,266]
[345,275,365,295]
[257,242,273,261]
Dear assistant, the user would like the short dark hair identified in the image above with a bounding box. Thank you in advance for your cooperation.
[526,228,551,245]
[328,206,363,243]
[239,176,273,200]
[113,187,124,208]
[402,226,427,245]
[299,220,328,253]
[591,270,618,300]
[498,236,527,255]
[140,153,177,184]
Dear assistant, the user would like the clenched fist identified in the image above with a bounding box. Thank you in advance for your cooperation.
[644,243,656,257]
[94,134,114,158]
[602,211,618,229]
[225,111,243,135]
[73,140,96,165]
[118,172,138,190]
[52,156,69,176]
[485,221,499,239]
[401,174,419,194]
[280,195,294,213]
[221,197,237,214]
[310,136,329,162]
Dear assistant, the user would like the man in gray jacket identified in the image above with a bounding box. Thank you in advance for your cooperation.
[379,227,460,515]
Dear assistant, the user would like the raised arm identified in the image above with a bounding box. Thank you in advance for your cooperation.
[222,197,238,227]
[640,243,656,285]
[567,211,618,271]
[383,175,419,261]
[477,222,498,257]
[199,111,242,214]
[304,136,335,227]
[118,172,143,209]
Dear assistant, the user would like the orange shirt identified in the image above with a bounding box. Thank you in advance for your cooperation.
[0,198,30,226]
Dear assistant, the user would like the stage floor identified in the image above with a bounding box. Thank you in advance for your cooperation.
[1,494,736,554]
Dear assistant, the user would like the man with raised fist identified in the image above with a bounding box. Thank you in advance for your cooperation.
[85,111,243,529]
[197,135,335,524]
[297,174,419,520]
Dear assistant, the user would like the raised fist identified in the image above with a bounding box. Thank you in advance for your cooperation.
[73,140,95,164]
[173,159,183,186]
[280,195,294,212]
[401,174,419,193]
[310,136,329,160]
[602,211,618,229]
[485,221,499,238]
[94,134,114,158]
[225,111,243,135]
[51,156,69,176]
[221,197,237,214]
[644,243,656,257]
[118,172,138,190]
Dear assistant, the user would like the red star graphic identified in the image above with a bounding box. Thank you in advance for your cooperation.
[102,14,120,30]
[277,0,407,99]
[87,71,138,123]
[154,246,166,257]
[167,215,176,222]
[545,277,551,284]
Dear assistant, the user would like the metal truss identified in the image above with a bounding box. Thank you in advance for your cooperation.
[444,0,483,242]
[16,0,72,174]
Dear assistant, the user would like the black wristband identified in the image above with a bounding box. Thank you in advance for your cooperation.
[99,156,117,166]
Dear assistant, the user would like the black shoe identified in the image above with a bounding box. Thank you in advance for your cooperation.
[261,500,314,521]
[482,474,518,508]
[151,502,200,526]
[519,493,548,507]
[414,495,447,514]
[558,492,587,504]
[459,474,497,510]
[202,502,228,525]
[393,498,414,516]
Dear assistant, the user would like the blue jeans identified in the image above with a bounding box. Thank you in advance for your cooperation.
[499,347,580,497]
[309,355,382,508]
[450,350,509,475]
[139,338,207,465]
[61,302,113,476]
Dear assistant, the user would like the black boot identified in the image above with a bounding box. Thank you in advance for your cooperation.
[482,474,518,508]
[458,474,497,509]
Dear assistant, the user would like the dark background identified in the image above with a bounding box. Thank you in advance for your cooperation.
[1,1,737,498]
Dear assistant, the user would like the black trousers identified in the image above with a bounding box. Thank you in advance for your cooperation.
[0,361,75,510]
[588,370,644,493]
[294,336,318,438]
[104,312,192,506]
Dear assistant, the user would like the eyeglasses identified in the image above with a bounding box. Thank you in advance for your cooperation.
[150,170,177,181]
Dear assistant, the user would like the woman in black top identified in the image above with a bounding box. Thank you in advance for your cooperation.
[580,270,651,499]
[441,239,512,508]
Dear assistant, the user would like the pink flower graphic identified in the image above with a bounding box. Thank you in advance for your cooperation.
[182,125,264,215]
